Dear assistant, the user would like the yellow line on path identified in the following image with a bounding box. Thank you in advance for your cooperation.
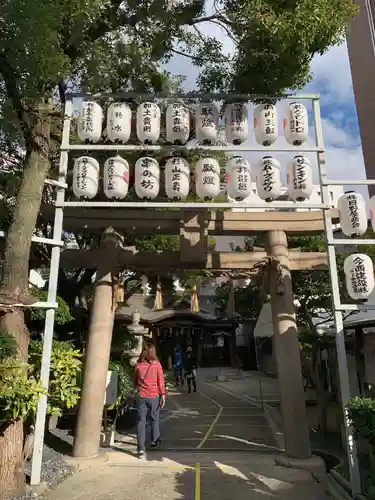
[195,463,201,500]
[197,390,223,449]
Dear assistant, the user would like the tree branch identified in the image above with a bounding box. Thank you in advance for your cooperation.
[171,48,205,63]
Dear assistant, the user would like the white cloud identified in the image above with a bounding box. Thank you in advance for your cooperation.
[307,42,355,105]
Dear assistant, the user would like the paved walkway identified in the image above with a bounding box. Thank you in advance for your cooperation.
[48,374,327,499]
[116,380,279,453]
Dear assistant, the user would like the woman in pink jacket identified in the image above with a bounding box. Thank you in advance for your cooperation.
[133,344,166,458]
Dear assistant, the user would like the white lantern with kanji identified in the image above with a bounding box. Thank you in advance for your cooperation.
[166,103,190,144]
[256,156,282,202]
[344,254,375,301]
[226,156,252,201]
[134,157,160,200]
[225,103,248,144]
[72,156,100,199]
[286,155,313,202]
[337,191,367,237]
[106,102,132,143]
[253,103,278,146]
[195,157,221,200]
[283,102,309,146]
[196,103,219,145]
[165,157,190,200]
[136,102,161,144]
[77,101,103,143]
[103,156,130,200]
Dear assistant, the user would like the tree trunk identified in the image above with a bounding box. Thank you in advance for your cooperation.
[0,420,24,500]
[0,105,51,498]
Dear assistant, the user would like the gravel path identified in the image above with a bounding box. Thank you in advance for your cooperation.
[13,428,75,500]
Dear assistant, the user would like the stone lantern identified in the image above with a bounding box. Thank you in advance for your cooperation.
[126,310,148,366]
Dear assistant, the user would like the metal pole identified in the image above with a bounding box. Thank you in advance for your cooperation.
[254,337,265,409]
[30,99,73,485]
[313,98,361,495]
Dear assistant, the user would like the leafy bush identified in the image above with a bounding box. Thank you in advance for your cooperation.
[0,360,46,426]
[108,360,134,403]
[347,397,375,446]
[29,288,73,325]
[347,397,375,491]
[29,340,82,416]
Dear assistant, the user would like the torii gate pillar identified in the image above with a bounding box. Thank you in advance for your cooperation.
[266,230,311,459]
[73,228,123,458]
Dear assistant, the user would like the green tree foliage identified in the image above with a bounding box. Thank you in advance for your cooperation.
[214,280,260,320]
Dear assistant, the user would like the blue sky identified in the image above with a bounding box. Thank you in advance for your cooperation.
[168,18,366,190]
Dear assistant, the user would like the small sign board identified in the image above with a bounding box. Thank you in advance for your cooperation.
[104,370,118,406]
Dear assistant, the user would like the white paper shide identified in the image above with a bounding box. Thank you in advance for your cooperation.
[77,101,103,143]
[103,156,130,200]
[283,102,309,146]
[286,155,313,202]
[135,157,160,200]
[226,156,252,201]
[106,102,132,143]
[195,157,221,200]
[72,156,100,199]
[196,103,219,145]
[165,157,190,200]
[225,103,248,144]
[256,156,282,202]
[338,191,367,237]
[136,102,161,144]
[344,254,375,301]
[166,103,190,144]
[253,103,278,146]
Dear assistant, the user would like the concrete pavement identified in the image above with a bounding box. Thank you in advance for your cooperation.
[47,373,327,499]
[48,449,326,500]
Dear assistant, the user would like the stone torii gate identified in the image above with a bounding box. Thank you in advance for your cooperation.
[46,206,337,468]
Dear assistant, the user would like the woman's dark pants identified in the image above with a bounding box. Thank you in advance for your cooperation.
[137,396,160,452]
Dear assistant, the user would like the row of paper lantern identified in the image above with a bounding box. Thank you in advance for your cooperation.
[77,100,309,147]
[72,154,313,202]
[337,191,375,236]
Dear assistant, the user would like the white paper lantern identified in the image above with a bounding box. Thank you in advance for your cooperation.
[283,102,309,146]
[165,157,190,200]
[166,103,190,144]
[196,103,219,145]
[344,254,374,301]
[195,157,221,200]
[253,103,278,146]
[77,101,103,143]
[369,195,375,231]
[106,102,132,143]
[103,156,129,200]
[256,156,282,202]
[136,102,161,144]
[225,103,248,144]
[134,157,160,200]
[286,155,313,202]
[226,156,252,201]
[72,156,100,199]
[338,191,367,237]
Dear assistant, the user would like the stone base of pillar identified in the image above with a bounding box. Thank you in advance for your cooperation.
[275,454,326,484]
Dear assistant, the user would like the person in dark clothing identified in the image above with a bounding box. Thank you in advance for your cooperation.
[173,345,184,386]
[183,346,197,393]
